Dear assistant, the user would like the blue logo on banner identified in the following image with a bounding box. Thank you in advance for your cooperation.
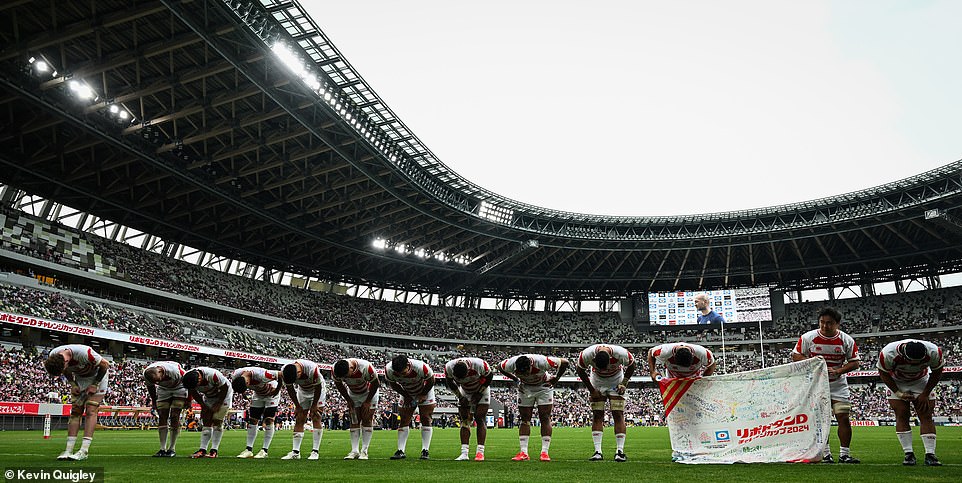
[715,430,730,442]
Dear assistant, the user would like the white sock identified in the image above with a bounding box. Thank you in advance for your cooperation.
[421,427,432,451]
[840,446,850,457]
[292,432,304,452]
[615,433,626,452]
[361,426,374,452]
[477,444,485,455]
[921,433,936,454]
[897,431,914,453]
[397,427,410,451]
[263,427,275,450]
[64,436,77,453]
[245,425,258,449]
[200,427,212,451]
[823,444,832,457]
[541,436,551,453]
[158,426,169,450]
[592,431,603,453]
[461,443,469,455]
[211,427,224,450]
[350,428,361,452]
[312,429,323,452]
[519,435,529,453]
[168,426,180,451]
[80,437,92,451]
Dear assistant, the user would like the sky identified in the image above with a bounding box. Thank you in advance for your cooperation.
[299,0,962,216]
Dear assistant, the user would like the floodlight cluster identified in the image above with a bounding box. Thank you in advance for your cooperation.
[222,0,405,170]
[27,55,136,126]
[372,237,471,266]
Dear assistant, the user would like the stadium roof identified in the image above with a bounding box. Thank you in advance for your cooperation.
[1,0,961,299]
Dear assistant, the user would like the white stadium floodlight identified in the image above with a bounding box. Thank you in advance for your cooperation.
[414,248,426,258]
[372,238,387,250]
[395,243,406,253]
[34,60,49,73]
[109,105,119,114]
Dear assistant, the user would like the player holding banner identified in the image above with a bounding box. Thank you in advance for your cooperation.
[791,307,861,464]
[183,367,233,458]
[44,344,110,461]
[143,361,188,457]
[384,355,437,460]
[231,366,283,459]
[575,344,635,462]
[498,354,569,462]
[877,339,945,466]
[280,359,327,460]
[647,342,716,380]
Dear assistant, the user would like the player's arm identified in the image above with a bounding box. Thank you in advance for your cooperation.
[497,362,520,383]
[790,351,807,362]
[88,359,109,395]
[575,365,596,394]
[647,349,660,380]
[187,388,204,408]
[146,382,158,409]
[364,377,380,404]
[551,358,570,385]
[917,367,943,413]
[877,370,910,400]
[210,384,229,412]
[831,359,861,377]
[388,380,408,397]
[421,374,435,395]
[702,358,717,377]
[285,383,298,404]
[333,378,350,400]
[443,368,460,394]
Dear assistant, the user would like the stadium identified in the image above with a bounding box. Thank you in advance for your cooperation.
[0,0,961,481]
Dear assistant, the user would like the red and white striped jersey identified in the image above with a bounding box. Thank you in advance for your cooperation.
[577,344,634,378]
[333,358,377,394]
[650,343,714,378]
[50,344,103,377]
[385,359,433,395]
[191,367,229,397]
[444,358,492,392]
[499,354,562,386]
[232,366,280,397]
[792,329,859,382]
[877,339,944,382]
[290,359,325,390]
[144,361,186,389]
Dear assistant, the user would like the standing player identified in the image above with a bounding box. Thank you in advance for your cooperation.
[44,344,110,461]
[384,355,437,460]
[647,342,716,379]
[183,367,233,458]
[498,354,570,462]
[791,307,861,464]
[332,358,380,460]
[144,360,188,457]
[280,359,327,460]
[575,344,635,462]
[231,366,283,459]
[877,339,945,466]
[444,357,494,461]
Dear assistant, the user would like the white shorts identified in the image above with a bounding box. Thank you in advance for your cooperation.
[157,385,189,401]
[296,385,327,410]
[202,387,234,421]
[589,371,625,398]
[348,388,380,408]
[402,387,436,407]
[74,371,109,396]
[828,379,850,403]
[251,391,281,408]
[519,385,553,407]
[886,376,937,401]
[457,386,491,406]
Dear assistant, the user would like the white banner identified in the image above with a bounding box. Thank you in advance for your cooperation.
[659,357,832,464]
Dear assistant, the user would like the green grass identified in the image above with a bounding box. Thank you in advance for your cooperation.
[0,427,959,482]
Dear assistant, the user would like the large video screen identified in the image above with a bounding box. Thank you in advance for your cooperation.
[646,287,772,325]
